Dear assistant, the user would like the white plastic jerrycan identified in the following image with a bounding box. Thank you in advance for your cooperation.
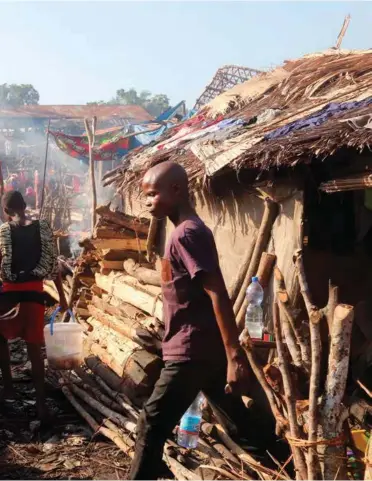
[44,307,83,370]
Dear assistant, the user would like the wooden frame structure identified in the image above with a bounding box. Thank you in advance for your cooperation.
[194,64,262,110]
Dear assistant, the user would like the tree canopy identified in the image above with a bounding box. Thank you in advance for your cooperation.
[0,84,40,108]
[87,88,170,117]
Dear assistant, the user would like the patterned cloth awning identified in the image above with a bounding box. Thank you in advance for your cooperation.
[49,128,130,163]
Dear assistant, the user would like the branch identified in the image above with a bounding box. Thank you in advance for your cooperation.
[240,328,288,434]
[275,266,311,372]
[273,302,308,481]
[307,316,322,480]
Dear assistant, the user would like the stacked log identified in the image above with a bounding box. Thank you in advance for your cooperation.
[46,206,290,480]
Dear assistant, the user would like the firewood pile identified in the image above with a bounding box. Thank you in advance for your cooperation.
[44,204,290,480]
[43,202,372,480]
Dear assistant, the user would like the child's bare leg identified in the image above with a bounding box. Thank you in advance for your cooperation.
[0,335,14,398]
[26,342,49,420]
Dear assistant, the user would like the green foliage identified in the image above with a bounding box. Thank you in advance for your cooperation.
[88,88,170,117]
[0,83,39,107]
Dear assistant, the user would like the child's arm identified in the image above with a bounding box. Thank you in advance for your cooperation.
[53,270,68,312]
[202,270,250,394]
[176,226,250,393]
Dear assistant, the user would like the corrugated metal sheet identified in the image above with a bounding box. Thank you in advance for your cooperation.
[0,105,153,122]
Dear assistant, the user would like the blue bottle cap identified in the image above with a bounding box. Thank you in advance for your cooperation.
[252,276,259,282]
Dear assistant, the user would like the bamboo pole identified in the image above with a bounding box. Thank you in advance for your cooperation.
[85,117,97,232]
[40,118,51,218]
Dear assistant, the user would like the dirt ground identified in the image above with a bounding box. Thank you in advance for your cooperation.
[0,339,131,480]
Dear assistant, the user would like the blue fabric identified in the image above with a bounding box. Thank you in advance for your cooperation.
[264,96,372,141]
[132,124,172,147]
[154,101,185,122]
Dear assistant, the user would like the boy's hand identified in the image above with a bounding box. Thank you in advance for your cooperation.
[225,348,250,394]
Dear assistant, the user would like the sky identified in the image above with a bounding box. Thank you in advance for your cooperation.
[1,1,372,109]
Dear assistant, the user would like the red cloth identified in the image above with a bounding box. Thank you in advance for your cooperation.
[0,281,45,344]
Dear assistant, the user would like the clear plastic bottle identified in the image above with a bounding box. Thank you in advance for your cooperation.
[245,276,264,339]
[177,392,204,449]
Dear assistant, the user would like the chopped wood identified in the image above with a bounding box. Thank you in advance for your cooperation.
[68,382,137,433]
[89,300,162,353]
[96,204,150,236]
[203,422,287,480]
[94,225,138,239]
[95,273,163,320]
[123,258,161,287]
[89,371,139,421]
[85,355,132,396]
[101,249,147,263]
[91,237,147,252]
[62,385,133,454]
[86,316,162,388]
[99,260,124,271]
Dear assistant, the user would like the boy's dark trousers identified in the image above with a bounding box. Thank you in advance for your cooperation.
[129,359,250,480]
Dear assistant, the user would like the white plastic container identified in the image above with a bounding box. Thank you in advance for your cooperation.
[44,308,83,370]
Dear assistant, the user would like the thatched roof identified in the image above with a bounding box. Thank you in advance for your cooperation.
[103,49,372,192]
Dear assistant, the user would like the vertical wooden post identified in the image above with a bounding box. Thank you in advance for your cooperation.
[85,117,97,233]
[40,118,51,218]
[334,14,351,50]
[0,159,4,222]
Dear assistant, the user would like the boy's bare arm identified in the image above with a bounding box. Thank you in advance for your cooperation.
[53,271,68,311]
[202,270,250,393]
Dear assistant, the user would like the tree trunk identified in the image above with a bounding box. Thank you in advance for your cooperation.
[320,304,354,481]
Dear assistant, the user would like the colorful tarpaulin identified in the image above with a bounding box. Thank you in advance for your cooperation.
[49,128,130,163]
[50,101,187,162]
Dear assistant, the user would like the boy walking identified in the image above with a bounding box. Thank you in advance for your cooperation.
[129,162,250,479]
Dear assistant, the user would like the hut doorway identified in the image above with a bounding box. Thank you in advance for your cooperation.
[303,183,372,309]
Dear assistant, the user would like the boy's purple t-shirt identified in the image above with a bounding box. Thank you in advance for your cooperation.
[161,216,225,361]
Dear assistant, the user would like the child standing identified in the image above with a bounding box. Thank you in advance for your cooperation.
[0,191,67,420]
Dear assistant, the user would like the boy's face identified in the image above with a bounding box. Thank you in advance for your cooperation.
[142,177,179,219]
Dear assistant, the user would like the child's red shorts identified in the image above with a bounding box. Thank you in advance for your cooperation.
[0,280,45,344]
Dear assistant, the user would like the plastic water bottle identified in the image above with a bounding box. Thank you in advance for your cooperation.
[245,276,264,339]
[177,392,204,449]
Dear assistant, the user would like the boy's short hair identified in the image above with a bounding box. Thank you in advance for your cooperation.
[2,191,27,213]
